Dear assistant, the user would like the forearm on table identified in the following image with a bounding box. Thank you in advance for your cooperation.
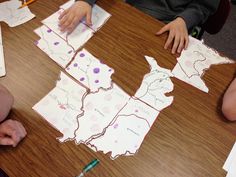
[0,85,14,122]
[222,78,236,121]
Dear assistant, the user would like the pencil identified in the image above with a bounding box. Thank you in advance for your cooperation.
[18,0,36,9]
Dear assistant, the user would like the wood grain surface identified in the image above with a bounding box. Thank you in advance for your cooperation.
[0,0,236,176]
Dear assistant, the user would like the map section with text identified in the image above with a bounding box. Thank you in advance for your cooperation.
[33,54,174,159]
[87,97,159,159]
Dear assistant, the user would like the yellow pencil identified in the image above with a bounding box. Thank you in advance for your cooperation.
[18,0,37,9]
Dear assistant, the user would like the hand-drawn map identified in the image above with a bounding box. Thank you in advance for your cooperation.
[66,49,114,92]
[0,0,35,77]
[34,2,111,68]
[135,56,174,111]
[41,3,111,50]
[33,2,235,159]
[172,36,234,92]
[34,25,75,68]
[0,0,35,27]
[33,54,174,159]
[59,0,111,32]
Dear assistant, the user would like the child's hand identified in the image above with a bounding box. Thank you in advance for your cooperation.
[59,1,92,34]
[156,17,189,54]
[0,120,27,147]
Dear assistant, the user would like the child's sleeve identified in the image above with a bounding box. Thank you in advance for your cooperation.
[75,0,97,6]
[177,0,220,30]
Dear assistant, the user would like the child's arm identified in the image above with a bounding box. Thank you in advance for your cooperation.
[222,78,236,121]
[0,119,27,147]
[59,0,96,34]
[156,17,189,54]
[0,85,14,122]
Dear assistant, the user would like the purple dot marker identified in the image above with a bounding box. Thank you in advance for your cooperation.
[73,63,78,67]
[114,123,118,129]
[80,53,85,57]
[93,68,100,74]
[95,80,99,83]
[54,42,59,45]
[108,69,112,72]
[80,77,85,81]
[47,29,52,33]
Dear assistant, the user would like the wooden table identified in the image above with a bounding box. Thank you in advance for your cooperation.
[0,0,236,176]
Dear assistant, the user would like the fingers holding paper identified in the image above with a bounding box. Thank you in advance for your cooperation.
[59,1,92,34]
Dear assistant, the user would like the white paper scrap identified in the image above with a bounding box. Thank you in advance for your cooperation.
[135,56,174,111]
[0,25,6,77]
[223,141,236,177]
[0,0,35,27]
[33,72,88,141]
[172,36,234,93]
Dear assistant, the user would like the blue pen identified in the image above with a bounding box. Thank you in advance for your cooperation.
[76,159,100,177]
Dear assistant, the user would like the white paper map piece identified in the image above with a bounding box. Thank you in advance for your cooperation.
[42,9,93,50]
[226,173,235,177]
[227,164,236,177]
[35,1,110,67]
[135,56,174,111]
[88,97,159,159]
[172,36,234,93]
[0,25,6,77]
[33,53,174,159]
[71,83,130,144]
[223,141,236,176]
[81,5,111,31]
[66,49,114,92]
[33,72,87,141]
[0,0,35,27]
[34,25,75,68]
[60,1,111,31]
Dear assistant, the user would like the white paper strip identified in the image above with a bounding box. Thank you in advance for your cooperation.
[0,25,6,77]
